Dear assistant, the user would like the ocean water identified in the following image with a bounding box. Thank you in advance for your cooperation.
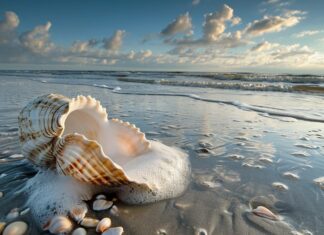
[0,70,324,234]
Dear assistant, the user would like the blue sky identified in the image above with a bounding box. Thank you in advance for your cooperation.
[0,0,323,73]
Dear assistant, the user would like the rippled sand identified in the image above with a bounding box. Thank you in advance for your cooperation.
[0,72,324,234]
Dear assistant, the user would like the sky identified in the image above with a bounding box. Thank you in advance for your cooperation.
[0,0,324,73]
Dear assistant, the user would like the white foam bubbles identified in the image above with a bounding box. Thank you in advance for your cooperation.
[23,171,98,227]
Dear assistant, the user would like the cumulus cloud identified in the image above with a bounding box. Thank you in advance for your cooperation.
[0,11,19,44]
[294,30,321,38]
[127,49,153,62]
[103,30,125,51]
[161,13,192,37]
[0,11,19,32]
[244,11,303,36]
[0,9,323,71]
[250,41,279,52]
[164,4,247,49]
[203,4,234,42]
[19,22,54,53]
[271,44,313,59]
[231,17,241,26]
[71,39,98,53]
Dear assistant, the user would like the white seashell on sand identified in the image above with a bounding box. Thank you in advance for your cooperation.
[20,208,30,216]
[93,199,113,211]
[252,206,279,221]
[109,205,119,216]
[6,208,19,220]
[43,215,73,234]
[283,172,299,180]
[80,218,99,228]
[96,194,106,200]
[96,217,112,233]
[3,221,28,235]
[69,204,88,223]
[72,227,87,235]
[259,157,273,164]
[18,94,190,205]
[195,228,208,235]
[314,177,324,190]
[157,228,167,235]
[272,182,289,191]
[102,226,124,235]
[227,154,245,160]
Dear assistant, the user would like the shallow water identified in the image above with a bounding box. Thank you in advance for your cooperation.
[0,71,324,234]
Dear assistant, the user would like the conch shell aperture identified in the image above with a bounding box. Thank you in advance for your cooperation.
[18,94,190,204]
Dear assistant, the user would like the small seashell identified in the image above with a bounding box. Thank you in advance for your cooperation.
[283,172,299,180]
[0,191,3,198]
[3,221,28,235]
[96,217,112,233]
[157,228,167,235]
[96,194,106,200]
[252,206,279,220]
[272,182,288,191]
[80,218,99,228]
[195,228,208,235]
[227,154,245,160]
[20,208,30,216]
[93,199,113,211]
[109,205,119,216]
[72,227,87,235]
[102,226,124,235]
[69,204,88,223]
[43,215,73,234]
[6,208,19,220]
[174,201,191,210]
[259,157,273,164]
[314,176,324,190]
[0,222,6,233]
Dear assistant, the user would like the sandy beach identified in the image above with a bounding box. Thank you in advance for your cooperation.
[0,71,323,234]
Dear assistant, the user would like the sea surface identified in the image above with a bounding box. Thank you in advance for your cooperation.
[0,70,324,234]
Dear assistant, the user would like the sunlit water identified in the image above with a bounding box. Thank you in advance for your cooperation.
[0,71,324,234]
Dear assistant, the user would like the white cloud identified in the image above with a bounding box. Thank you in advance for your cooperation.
[71,39,98,53]
[0,11,19,32]
[231,17,241,26]
[0,10,323,71]
[203,4,234,42]
[244,11,303,36]
[270,44,313,60]
[103,30,125,51]
[161,12,192,36]
[19,22,54,53]
[0,11,19,44]
[164,4,248,49]
[294,30,321,38]
[250,41,279,52]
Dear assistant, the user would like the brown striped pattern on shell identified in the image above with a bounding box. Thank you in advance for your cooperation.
[18,93,152,189]
[55,133,131,186]
[18,94,70,167]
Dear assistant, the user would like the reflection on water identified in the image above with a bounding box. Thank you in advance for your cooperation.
[0,72,324,234]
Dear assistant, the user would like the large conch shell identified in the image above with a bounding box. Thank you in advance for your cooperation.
[18,94,190,203]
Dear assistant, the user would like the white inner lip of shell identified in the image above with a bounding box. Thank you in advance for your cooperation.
[61,106,144,166]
